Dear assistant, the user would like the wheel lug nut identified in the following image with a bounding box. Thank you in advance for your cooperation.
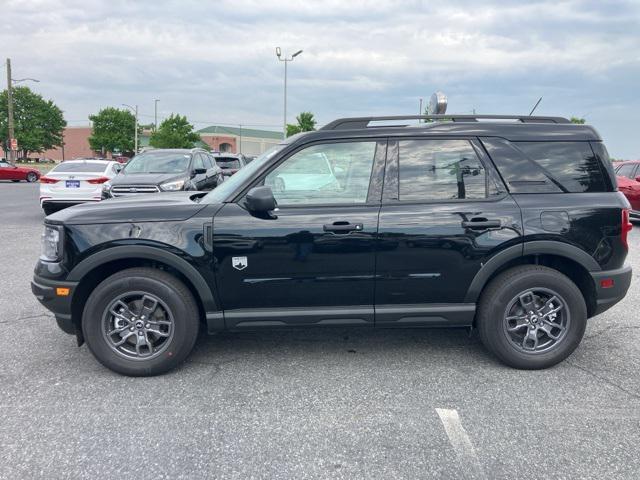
[129,327,134,331]
[145,323,150,328]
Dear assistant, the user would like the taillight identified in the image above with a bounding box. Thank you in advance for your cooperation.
[40,176,60,184]
[86,177,110,184]
[621,208,633,249]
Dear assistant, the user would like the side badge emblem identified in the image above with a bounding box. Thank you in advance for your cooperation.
[232,256,248,271]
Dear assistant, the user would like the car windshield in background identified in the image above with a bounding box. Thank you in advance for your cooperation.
[204,145,285,203]
[52,162,107,173]
[124,152,190,174]
[216,158,241,169]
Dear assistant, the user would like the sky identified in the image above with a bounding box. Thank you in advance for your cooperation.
[3,0,640,158]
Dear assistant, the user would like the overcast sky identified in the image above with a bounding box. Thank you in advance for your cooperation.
[4,0,640,157]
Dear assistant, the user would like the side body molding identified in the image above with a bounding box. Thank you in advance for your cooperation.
[67,245,218,313]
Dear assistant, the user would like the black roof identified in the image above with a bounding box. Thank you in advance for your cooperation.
[289,115,602,143]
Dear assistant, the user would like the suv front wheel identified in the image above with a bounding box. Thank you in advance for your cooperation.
[82,268,200,376]
[477,265,587,369]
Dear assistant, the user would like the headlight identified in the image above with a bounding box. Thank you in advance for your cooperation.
[40,225,63,262]
[102,182,111,192]
[160,179,186,191]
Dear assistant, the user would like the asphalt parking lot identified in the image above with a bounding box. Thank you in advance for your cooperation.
[1,181,639,479]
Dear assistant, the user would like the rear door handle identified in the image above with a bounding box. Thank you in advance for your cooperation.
[461,218,502,229]
[323,221,363,233]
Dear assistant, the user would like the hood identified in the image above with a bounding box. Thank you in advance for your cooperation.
[110,172,188,186]
[46,191,207,225]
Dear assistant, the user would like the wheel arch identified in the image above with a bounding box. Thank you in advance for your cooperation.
[466,241,599,318]
[68,246,218,328]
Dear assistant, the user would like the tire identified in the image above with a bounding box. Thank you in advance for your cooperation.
[477,265,587,369]
[82,267,200,376]
[26,172,38,182]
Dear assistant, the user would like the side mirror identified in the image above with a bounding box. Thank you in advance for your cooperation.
[246,186,277,214]
[191,168,207,177]
[635,176,640,183]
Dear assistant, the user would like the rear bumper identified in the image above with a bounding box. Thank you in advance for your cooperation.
[31,275,78,335]
[590,264,632,316]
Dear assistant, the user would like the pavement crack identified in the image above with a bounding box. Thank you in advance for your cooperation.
[0,312,54,324]
[566,360,640,401]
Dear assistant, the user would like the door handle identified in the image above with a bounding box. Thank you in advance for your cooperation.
[323,221,363,233]
[461,218,502,229]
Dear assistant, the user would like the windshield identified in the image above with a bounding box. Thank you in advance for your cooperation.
[203,145,285,203]
[52,162,107,173]
[123,152,191,174]
[215,158,241,170]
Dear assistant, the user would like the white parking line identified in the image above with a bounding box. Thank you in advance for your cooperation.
[436,408,487,480]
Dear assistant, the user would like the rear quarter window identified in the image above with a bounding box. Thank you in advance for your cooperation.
[515,142,607,193]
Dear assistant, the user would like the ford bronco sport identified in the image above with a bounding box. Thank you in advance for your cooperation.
[32,114,633,376]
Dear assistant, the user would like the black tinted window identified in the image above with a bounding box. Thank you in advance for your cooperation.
[515,142,606,193]
[399,140,492,201]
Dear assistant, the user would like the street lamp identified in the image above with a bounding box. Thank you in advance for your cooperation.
[4,56,41,164]
[121,103,139,154]
[275,47,303,140]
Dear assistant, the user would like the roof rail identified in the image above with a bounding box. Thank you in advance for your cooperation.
[320,114,572,130]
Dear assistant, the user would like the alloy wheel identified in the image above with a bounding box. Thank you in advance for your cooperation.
[101,291,175,360]
[502,287,570,354]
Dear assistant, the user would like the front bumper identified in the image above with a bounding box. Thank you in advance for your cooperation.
[590,264,632,316]
[31,275,78,335]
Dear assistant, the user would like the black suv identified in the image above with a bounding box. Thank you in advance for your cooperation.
[103,148,224,198]
[32,115,633,376]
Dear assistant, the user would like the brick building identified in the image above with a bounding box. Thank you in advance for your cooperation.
[41,125,282,161]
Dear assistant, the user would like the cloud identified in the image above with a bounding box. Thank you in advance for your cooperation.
[3,0,640,156]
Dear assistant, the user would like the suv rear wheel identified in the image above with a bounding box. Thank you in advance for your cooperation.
[82,268,200,376]
[477,265,587,369]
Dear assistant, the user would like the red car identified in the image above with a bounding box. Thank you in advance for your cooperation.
[0,160,41,182]
[614,160,640,220]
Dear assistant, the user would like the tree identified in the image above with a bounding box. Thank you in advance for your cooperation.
[149,114,200,148]
[88,107,137,155]
[286,111,317,137]
[0,86,66,157]
[570,117,586,124]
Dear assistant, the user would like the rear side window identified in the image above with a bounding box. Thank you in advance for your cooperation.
[515,142,607,193]
[398,139,497,201]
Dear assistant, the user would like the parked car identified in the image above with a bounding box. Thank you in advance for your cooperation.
[32,114,632,376]
[614,160,640,220]
[213,153,246,177]
[0,160,40,182]
[39,159,122,215]
[103,148,223,198]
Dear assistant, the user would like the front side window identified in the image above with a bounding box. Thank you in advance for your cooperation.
[193,154,205,170]
[399,140,490,201]
[616,164,636,179]
[264,142,377,206]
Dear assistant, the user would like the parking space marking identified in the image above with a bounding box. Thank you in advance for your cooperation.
[436,408,487,480]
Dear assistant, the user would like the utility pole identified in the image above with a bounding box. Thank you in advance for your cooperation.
[275,47,303,140]
[122,104,139,154]
[6,58,15,163]
[154,99,159,131]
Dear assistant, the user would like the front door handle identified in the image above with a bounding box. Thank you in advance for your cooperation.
[323,221,363,234]
[461,218,502,229]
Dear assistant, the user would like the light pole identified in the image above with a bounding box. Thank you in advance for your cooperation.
[5,57,40,163]
[154,99,159,131]
[122,103,139,154]
[275,47,303,140]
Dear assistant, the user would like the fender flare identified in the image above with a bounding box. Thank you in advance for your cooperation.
[464,240,601,303]
[67,245,218,312]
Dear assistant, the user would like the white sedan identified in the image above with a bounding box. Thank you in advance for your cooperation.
[39,159,122,215]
